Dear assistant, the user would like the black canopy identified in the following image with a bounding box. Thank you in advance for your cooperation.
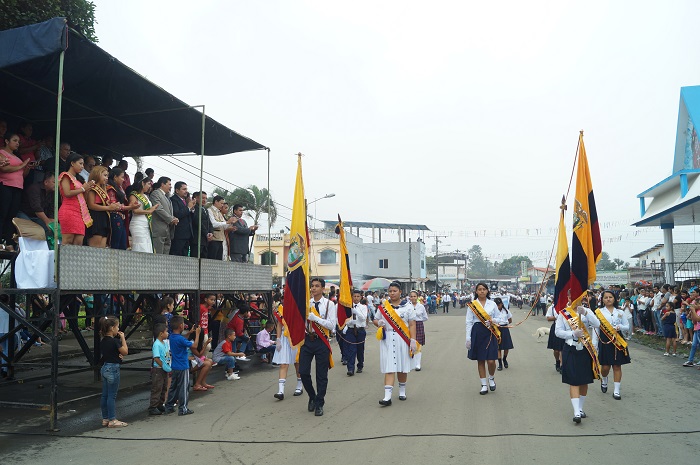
[0,18,266,158]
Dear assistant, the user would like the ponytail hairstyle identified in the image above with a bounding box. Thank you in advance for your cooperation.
[108,167,127,203]
[99,316,119,338]
[126,171,145,197]
[158,296,175,313]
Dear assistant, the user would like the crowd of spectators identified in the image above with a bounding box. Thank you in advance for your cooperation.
[0,121,258,259]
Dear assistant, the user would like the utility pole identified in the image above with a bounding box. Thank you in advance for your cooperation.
[428,234,448,293]
[408,238,413,290]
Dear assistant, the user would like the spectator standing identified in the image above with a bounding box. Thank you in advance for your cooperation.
[42,142,71,177]
[85,166,120,248]
[106,168,136,250]
[170,181,194,256]
[229,203,258,262]
[99,316,128,428]
[682,292,700,367]
[661,302,678,356]
[190,191,213,258]
[128,173,158,253]
[149,177,176,254]
[79,155,96,183]
[58,153,95,245]
[144,168,154,183]
[164,316,199,416]
[148,323,171,416]
[207,195,229,260]
[442,292,451,313]
[117,160,131,191]
[17,122,41,184]
[0,132,31,249]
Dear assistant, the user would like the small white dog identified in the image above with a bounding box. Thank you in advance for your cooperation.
[534,327,550,340]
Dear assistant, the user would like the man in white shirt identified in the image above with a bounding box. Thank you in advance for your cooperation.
[343,289,368,376]
[636,289,650,332]
[442,293,451,313]
[299,278,337,417]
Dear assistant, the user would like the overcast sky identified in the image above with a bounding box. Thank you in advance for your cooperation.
[92,0,700,266]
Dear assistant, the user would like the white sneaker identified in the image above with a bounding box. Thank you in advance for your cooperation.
[226,373,241,380]
[236,356,251,362]
[663,353,670,356]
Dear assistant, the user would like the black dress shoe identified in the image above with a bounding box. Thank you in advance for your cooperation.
[503,360,509,369]
[347,371,354,376]
[274,393,284,400]
[601,384,608,393]
[163,407,175,415]
[573,415,581,424]
[308,398,316,412]
[148,408,162,415]
[315,405,324,416]
[497,366,503,371]
[341,360,347,365]
[489,381,496,392]
[156,405,165,412]
[580,411,587,418]
[378,399,392,406]
[357,368,363,373]
[480,386,488,395]
[293,388,303,396]
[398,395,406,401]
[613,393,621,400]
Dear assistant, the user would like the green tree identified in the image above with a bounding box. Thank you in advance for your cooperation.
[0,0,98,42]
[596,251,618,272]
[496,255,533,276]
[467,245,492,278]
[212,185,277,227]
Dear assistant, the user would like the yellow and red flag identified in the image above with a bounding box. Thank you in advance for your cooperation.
[553,196,571,313]
[335,215,353,329]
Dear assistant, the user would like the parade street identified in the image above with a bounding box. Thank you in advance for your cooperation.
[2,306,699,464]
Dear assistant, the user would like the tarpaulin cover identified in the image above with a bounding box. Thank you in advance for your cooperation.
[0,18,265,158]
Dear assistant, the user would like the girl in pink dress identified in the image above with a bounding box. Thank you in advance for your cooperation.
[58,153,96,245]
[0,132,30,250]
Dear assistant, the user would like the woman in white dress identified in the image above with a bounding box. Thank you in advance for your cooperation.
[408,290,428,371]
[128,173,158,253]
[373,281,417,406]
[272,304,302,400]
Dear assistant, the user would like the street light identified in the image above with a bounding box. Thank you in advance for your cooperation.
[307,193,336,229]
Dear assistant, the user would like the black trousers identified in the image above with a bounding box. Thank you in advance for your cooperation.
[170,238,190,256]
[344,327,365,372]
[207,241,223,260]
[299,335,330,406]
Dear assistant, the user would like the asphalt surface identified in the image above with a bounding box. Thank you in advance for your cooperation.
[1,305,699,464]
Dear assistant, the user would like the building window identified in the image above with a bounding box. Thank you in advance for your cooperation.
[421,259,425,269]
[320,249,337,265]
[261,251,277,266]
[355,254,358,265]
[379,259,389,269]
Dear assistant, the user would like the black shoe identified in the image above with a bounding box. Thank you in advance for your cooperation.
[503,360,509,369]
[480,386,488,395]
[613,393,621,400]
[573,415,581,424]
[399,395,406,401]
[497,366,503,371]
[308,398,316,412]
[347,371,354,376]
[415,367,421,371]
[163,407,175,415]
[148,408,162,416]
[157,405,165,412]
[489,380,496,391]
[357,368,363,373]
[580,411,587,418]
[274,393,284,400]
[178,408,194,416]
[315,405,324,416]
[341,360,347,365]
[601,384,608,393]
[378,399,392,406]
[293,388,303,396]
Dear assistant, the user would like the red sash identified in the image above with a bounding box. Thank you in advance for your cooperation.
[378,303,411,347]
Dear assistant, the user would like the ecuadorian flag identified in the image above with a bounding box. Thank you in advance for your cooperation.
[553,197,571,313]
[335,215,353,329]
[569,132,602,308]
[282,155,310,346]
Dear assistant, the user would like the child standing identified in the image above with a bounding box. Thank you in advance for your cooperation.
[164,316,200,416]
[661,302,678,356]
[148,323,171,415]
[99,316,128,427]
[212,328,246,380]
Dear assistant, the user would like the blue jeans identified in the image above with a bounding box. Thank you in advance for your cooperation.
[217,355,238,370]
[100,363,121,420]
[233,335,249,353]
[653,310,662,333]
[688,330,700,363]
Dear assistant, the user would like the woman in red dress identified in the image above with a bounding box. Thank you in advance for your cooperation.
[58,153,96,245]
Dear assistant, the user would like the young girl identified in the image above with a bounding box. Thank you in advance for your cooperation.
[272,304,302,400]
[596,290,631,400]
[465,282,499,395]
[86,166,120,248]
[494,298,513,371]
[99,316,128,427]
[408,290,428,371]
[546,303,564,372]
[187,328,214,391]
[58,153,96,245]
[661,302,678,356]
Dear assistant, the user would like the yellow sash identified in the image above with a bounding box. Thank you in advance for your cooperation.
[594,309,629,356]
[468,300,501,344]
[564,307,602,380]
[309,303,334,369]
[376,300,421,357]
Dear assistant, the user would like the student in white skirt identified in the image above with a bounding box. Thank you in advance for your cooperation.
[373,282,417,406]
[408,290,428,371]
[272,305,303,400]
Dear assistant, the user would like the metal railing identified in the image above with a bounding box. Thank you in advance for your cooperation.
[629,261,700,286]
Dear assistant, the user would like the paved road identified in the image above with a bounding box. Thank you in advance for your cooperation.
[2,305,699,464]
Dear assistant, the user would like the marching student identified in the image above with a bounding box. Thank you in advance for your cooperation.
[465,283,499,395]
[494,298,513,371]
[343,289,368,376]
[299,278,337,416]
[408,290,428,371]
[555,305,601,423]
[596,290,631,400]
[272,304,303,399]
[546,303,565,372]
[374,281,417,406]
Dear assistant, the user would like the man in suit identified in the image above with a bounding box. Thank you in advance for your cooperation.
[149,177,177,254]
[190,191,213,258]
[229,203,259,262]
[207,195,233,260]
[170,181,195,256]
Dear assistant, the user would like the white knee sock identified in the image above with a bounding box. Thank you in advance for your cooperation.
[399,382,406,397]
[488,375,495,387]
[296,378,303,391]
[480,377,487,387]
[383,385,393,401]
[571,397,580,416]
[602,376,608,386]
[579,395,586,412]
[278,379,285,395]
[414,352,422,368]
[614,382,621,395]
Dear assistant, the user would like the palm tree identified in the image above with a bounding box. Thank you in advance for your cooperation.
[212,185,277,227]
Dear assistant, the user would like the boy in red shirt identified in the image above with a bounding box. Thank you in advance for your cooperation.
[212,329,246,380]
[226,306,251,361]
